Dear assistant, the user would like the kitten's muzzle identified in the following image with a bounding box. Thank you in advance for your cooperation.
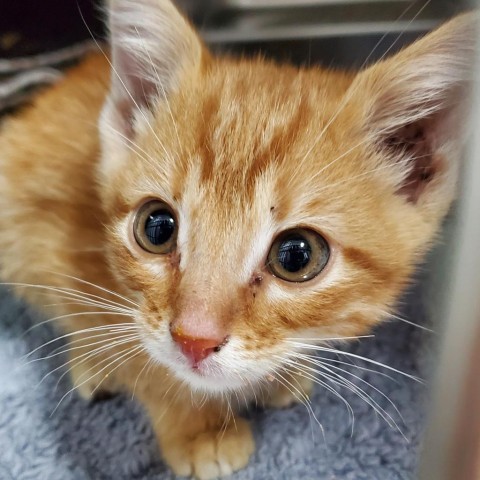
[170,326,229,367]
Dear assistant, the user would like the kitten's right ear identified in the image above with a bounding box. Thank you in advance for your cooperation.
[99,0,204,167]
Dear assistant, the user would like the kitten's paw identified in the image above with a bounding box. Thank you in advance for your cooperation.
[163,418,254,480]
[265,375,313,409]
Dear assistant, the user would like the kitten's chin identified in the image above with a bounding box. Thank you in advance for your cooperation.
[168,362,248,394]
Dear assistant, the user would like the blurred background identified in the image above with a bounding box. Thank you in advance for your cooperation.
[0,0,471,65]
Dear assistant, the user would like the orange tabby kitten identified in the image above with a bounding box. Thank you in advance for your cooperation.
[0,1,475,478]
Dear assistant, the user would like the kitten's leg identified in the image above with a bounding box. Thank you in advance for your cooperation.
[265,371,313,409]
[68,349,121,401]
[137,383,254,480]
[65,329,130,401]
[68,354,119,401]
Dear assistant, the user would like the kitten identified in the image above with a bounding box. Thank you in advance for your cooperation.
[0,1,475,478]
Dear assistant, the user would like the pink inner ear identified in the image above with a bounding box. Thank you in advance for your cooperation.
[110,47,160,136]
[383,119,438,203]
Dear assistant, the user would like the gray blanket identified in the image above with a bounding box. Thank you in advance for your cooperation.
[0,278,431,480]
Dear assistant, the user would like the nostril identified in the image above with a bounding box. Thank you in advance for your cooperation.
[212,335,229,353]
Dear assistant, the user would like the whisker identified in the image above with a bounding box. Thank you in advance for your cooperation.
[296,354,405,424]
[153,381,184,428]
[244,376,258,409]
[102,122,160,167]
[50,344,144,416]
[41,336,139,388]
[307,146,415,194]
[132,357,154,400]
[42,272,139,308]
[286,335,374,342]
[46,329,138,357]
[29,310,132,332]
[284,356,400,432]
[286,341,422,383]
[219,394,235,440]
[320,368,402,433]
[27,333,140,365]
[23,323,138,359]
[2,282,135,313]
[274,369,323,440]
[89,346,145,398]
[297,353,400,384]
[277,357,355,434]
[40,298,133,314]
[380,310,435,333]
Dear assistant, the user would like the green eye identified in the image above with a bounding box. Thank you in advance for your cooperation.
[133,200,177,254]
[267,228,330,282]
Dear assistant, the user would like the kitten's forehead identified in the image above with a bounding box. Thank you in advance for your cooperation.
[123,60,375,259]
[147,59,358,204]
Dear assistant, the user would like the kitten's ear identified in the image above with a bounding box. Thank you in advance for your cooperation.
[351,13,478,203]
[100,0,203,140]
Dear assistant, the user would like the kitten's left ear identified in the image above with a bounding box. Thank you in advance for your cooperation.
[350,13,478,204]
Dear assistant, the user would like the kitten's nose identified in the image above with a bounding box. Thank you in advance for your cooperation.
[170,327,227,366]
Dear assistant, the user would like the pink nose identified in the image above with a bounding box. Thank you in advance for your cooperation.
[171,328,227,366]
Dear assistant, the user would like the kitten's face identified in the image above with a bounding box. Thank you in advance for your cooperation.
[99,1,473,393]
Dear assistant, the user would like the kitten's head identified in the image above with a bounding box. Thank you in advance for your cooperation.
[98,0,476,393]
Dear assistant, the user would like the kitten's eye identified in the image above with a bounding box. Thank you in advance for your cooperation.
[133,200,177,254]
[267,228,330,282]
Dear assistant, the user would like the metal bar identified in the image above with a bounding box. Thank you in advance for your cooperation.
[203,19,437,43]
[225,0,408,8]
[199,0,453,44]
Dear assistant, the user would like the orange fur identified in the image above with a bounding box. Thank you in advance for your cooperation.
[0,2,476,478]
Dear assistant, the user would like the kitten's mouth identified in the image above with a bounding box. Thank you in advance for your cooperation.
[141,329,250,392]
[172,357,242,392]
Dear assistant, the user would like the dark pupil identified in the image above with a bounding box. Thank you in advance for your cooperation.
[144,210,175,245]
[277,235,311,273]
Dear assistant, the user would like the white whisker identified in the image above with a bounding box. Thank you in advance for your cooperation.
[286,341,422,383]
[41,336,139,388]
[27,333,140,365]
[23,323,137,359]
[274,369,324,441]
[132,357,154,400]
[297,354,405,424]
[381,310,435,333]
[277,356,356,434]
[43,272,139,308]
[50,344,143,416]
[26,311,133,335]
